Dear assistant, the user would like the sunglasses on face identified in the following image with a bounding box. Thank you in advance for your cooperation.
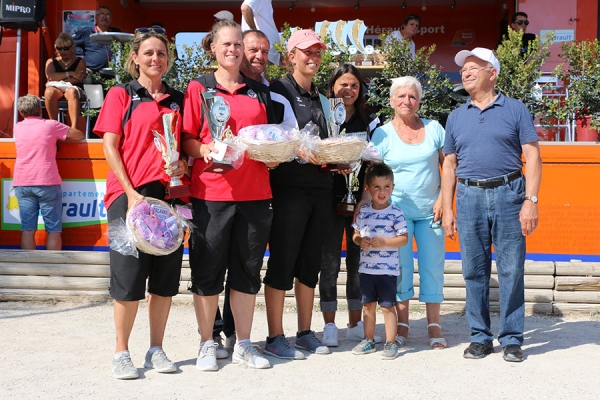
[135,27,167,35]
[515,20,529,26]
[56,45,72,51]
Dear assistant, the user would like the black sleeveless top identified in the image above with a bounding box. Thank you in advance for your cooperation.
[52,57,83,89]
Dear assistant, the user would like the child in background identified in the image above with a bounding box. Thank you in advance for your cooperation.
[352,162,408,360]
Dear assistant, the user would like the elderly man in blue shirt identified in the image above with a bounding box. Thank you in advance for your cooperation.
[441,47,542,363]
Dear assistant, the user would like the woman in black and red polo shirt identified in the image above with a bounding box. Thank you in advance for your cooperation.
[95,28,186,380]
[182,20,275,371]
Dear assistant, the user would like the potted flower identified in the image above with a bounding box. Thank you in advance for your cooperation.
[550,39,600,141]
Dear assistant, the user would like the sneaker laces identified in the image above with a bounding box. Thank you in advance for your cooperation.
[199,342,217,357]
[116,354,134,368]
[302,332,323,347]
[154,349,172,362]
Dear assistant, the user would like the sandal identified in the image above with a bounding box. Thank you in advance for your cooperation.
[427,323,447,349]
[395,322,409,347]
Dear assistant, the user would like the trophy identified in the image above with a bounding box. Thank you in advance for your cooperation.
[322,97,351,172]
[337,161,361,215]
[152,111,190,199]
[200,90,234,173]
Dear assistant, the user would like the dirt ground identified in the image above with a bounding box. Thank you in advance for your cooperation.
[1,300,600,400]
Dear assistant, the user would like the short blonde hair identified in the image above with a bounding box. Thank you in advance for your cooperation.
[389,76,423,102]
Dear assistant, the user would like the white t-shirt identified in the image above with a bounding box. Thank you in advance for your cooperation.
[387,30,416,59]
[241,0,280,66]
[353,203,408,276]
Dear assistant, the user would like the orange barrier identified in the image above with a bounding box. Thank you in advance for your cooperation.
[1,141,599,261]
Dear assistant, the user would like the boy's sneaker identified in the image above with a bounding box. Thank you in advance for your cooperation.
[224,334,236,351]
[322,323,339,347]
[143,348,177,373]
[112,352,139,380]
[346,321,382,343]
[232,343,271,369]
[295,331,331,355]
[381,342,399,360]
[352,338,377,355]
[213,336,230,359]
[196,340,218,371]
[264,334,305,360]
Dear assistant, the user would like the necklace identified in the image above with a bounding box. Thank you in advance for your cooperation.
[60,58,72,68]
[144,83,163,99]
[394,121,419,140]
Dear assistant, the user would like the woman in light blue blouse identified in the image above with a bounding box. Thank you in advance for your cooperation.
[369,76,447,349]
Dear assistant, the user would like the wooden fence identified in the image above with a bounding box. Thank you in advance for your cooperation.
[1,250,599,315]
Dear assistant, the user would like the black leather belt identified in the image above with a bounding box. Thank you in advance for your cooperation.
[458,171,522,188]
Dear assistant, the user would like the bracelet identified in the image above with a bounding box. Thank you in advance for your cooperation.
[181,159,188,174]
[66,71,70,79]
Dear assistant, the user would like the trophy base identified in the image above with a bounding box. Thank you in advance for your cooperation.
[336,201,356,216]
[165,184,190,200]
[321,163,352,173]
[203,161,233,173]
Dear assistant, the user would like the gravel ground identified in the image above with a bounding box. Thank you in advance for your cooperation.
[1,300,599,400]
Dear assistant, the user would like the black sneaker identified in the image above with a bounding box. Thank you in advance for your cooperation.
[503,345,524,362]
[463,342,494,359]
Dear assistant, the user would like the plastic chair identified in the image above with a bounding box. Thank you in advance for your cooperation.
[82,84,104,139]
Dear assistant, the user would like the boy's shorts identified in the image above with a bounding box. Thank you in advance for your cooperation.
[15,185,62,232]
[359,273,397,307]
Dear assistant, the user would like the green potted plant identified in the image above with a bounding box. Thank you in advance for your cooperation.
[548,39,600,141]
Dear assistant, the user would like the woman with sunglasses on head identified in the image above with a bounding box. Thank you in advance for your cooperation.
[261,29,331,360]
[44,32,87,129]
[319,64,381,347]
[182,20,277,371]
[366,76,447,350]
[94,27,187,380]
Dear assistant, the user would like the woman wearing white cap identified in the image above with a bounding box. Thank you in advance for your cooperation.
[263,29,331,360]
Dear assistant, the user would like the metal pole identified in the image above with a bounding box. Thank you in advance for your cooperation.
[13,28,22,127]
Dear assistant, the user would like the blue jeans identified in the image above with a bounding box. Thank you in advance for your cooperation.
[456,177,526,348]
[14,185,62,232]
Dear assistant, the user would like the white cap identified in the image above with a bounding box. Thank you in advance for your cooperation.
[454,47,500,75]
[214,10,234,21]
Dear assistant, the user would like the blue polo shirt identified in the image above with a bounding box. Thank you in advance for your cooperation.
[73,26,121,72]
[444,92,538,180]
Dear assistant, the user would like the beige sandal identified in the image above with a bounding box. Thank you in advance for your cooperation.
[395,322,409,347]
[427,323,447,349]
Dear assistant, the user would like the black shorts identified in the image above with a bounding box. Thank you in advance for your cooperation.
[264,185,331,291]
[108,181,183,301]
[188,199,272,296]
[359,273,397,307]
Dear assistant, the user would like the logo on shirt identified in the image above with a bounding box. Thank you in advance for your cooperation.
[247,89,257,99]
[170,102,180,111]
[132,94,141,102]
[295,96,306,107]
[207,87,217,93]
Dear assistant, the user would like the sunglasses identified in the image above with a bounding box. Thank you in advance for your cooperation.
[515,20,529,26]
[56,45,72,51]
[135,27,167,35]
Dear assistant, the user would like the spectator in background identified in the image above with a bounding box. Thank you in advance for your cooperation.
[388,14,421,59]
[241,0,280,66]
[73,6,121,74]
[496,12,536,56]
[12,94,84,250]
[44,32,87,129]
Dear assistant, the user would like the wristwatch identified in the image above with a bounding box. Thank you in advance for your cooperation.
[525,196,538,203]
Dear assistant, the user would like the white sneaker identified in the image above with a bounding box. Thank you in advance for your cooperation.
[232,343,270,369]
[213,336,229,359]
[346,321,382,343]
[224,334,236,351]
[196,340,218,371]
[322,323,339,347]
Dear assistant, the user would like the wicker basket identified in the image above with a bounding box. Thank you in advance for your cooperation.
[242,138,300,163]
[126,197,183,256]
[313,137,366,164]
